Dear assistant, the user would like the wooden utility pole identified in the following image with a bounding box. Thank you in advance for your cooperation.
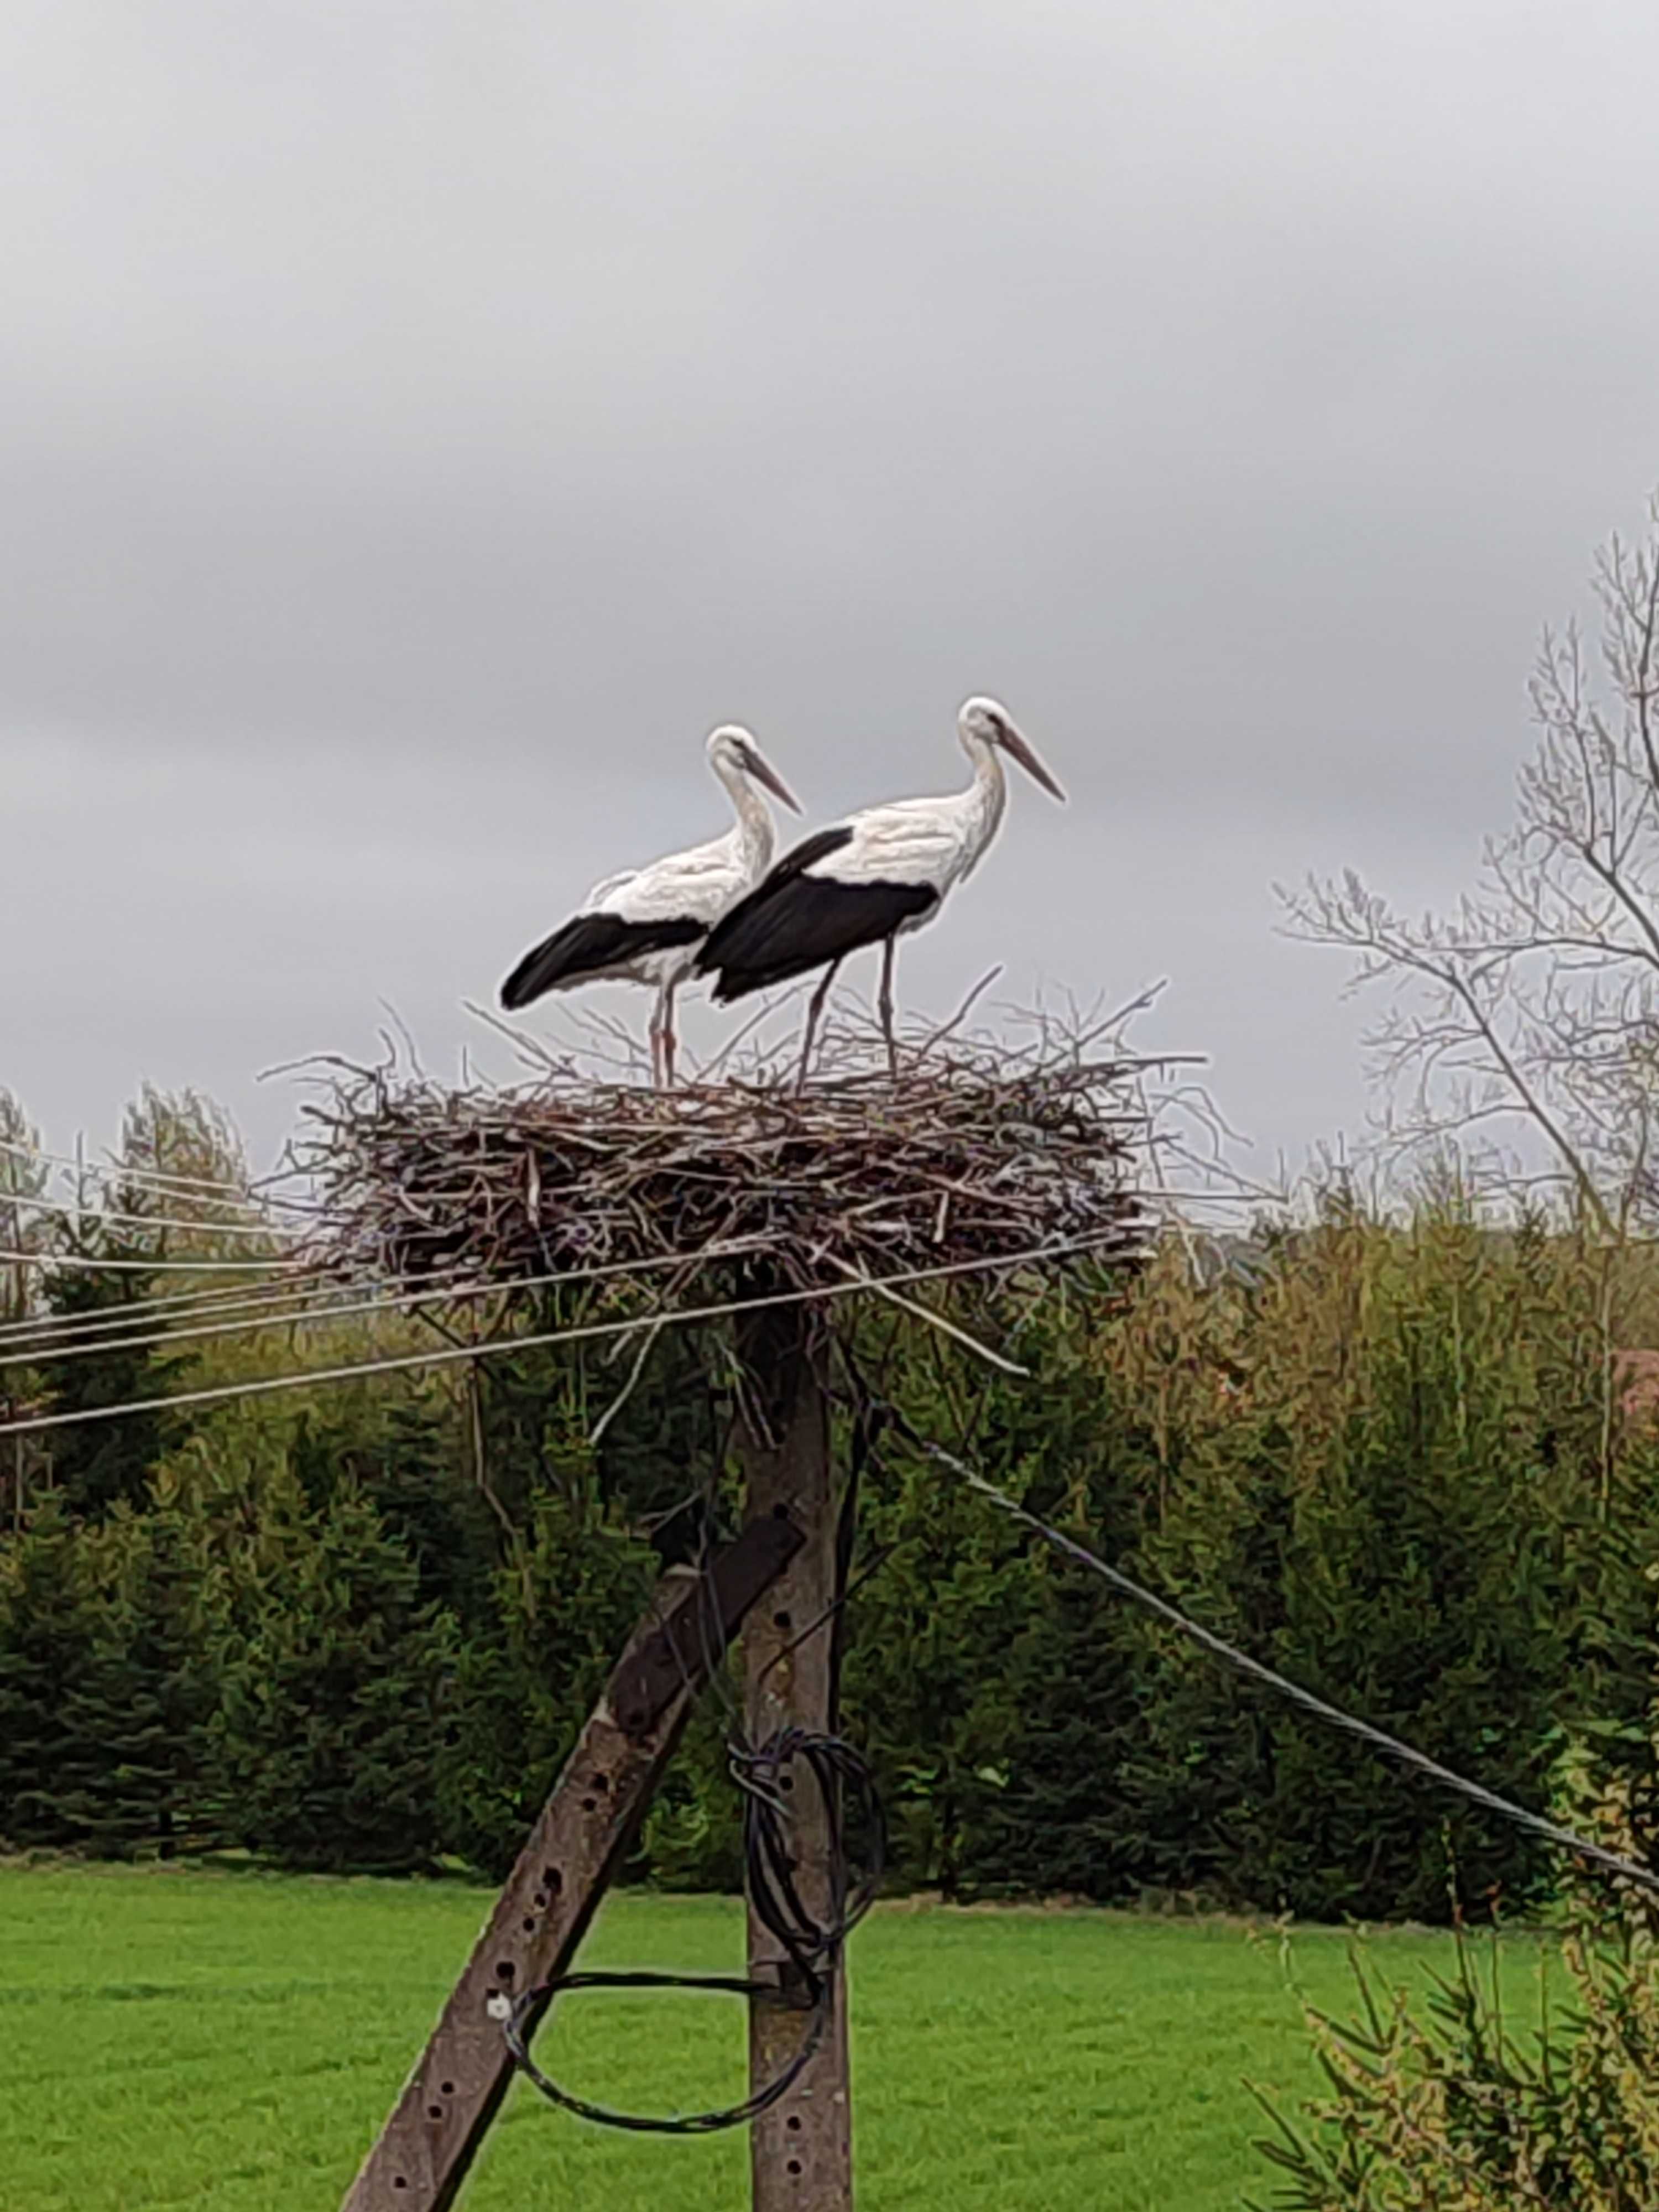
[342,1515,801,2212]
[736,1298,854,2211]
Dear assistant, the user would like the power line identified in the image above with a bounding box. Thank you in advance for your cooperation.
[0,1188,302,1243]
[0,1254,460,1343]
[0,1135,316,1213]
[0,1248,302,1276]
[943,1449,1659,1902]
[0,1275,360,1349]
[0,1234,1111,1442]
[0,1238,775,1375]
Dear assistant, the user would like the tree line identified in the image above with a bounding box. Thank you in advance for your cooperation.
[5,1084,1659,1923]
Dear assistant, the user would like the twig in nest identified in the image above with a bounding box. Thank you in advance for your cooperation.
[293,1014,1152,1303]
[822,1253,1029,1376]
[913,966,1004,1064]
[589,1317,667,1446]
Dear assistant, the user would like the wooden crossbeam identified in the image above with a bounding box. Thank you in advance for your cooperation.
[341,1511,803,2212]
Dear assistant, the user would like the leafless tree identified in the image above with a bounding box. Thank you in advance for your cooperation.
[1282,493,1659,1232]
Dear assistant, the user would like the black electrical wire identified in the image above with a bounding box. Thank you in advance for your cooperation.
[733,1726,886,1992]
[504,1725,885,2136]
[507,1360,891,2137]
[931,1442,1659,1903]
[503,1969,828,2136]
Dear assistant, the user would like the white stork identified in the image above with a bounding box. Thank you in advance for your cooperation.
[697,697,1064,1083]
[499,724,800,1087]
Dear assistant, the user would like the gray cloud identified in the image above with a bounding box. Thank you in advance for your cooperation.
[5,0,1659,1176]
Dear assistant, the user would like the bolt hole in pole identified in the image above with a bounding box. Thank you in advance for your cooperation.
[341,1520,815,2212]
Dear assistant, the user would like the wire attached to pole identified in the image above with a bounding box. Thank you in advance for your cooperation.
[504,1726,884,2135]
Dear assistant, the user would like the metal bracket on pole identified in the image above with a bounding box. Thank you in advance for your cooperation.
[341,1510,804,2212]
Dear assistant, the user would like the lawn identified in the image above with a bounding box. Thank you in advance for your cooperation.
[1,1863,1550,2211]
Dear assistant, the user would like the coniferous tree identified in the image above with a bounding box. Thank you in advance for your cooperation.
[37,1220,179,1522]
[290,1396,498,1630]
[1253,1253,1574,1921]
[58,1510,217,1858]
[0,1496,102,1846]
[434,1485,654,1876]
[209,1486,458,1872]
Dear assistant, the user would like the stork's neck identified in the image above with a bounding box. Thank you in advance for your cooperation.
[954,727,1008,876]
[714,757,776,872]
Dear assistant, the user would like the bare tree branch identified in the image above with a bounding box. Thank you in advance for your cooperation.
[1280,493,1659,1225]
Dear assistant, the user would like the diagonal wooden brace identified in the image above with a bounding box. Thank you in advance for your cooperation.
[341,1510,804,2212]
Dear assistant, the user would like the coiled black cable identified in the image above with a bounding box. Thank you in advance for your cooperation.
[503,1724,884,2136]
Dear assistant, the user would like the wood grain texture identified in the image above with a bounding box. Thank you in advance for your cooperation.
[737,1300,854,2211]
[341,1519,801,2212]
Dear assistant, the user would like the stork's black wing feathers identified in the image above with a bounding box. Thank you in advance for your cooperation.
[499,911,705,1011]
[698,827,937,1003]
[696,827,852,979]
[761,823,858,883]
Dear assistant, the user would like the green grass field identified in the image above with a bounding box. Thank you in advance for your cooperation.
[1,1863,1550,2210]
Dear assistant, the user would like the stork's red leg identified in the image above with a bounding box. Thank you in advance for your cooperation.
[878,937,898,1076]
[649,982,674,1091]
[796,959,842,1092]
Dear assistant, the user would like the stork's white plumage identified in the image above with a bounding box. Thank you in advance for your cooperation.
[499,726,800,1087]
[698,698,1064,1082]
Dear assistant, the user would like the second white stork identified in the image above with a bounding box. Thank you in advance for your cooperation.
[697,697,1064,1083]
[499,724,800,1087]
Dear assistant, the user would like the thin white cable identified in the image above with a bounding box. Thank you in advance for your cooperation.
[0,1188,301,1243]
[0,1248,303,1276]
[0,1238,775,1374]
[0,1135,315,1213]
[0,1233,1119,1440]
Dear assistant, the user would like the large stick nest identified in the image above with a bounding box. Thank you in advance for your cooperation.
[295,1025,1154,1298]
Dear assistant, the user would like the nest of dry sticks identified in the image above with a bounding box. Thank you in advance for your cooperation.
[294,1019,1154,1302]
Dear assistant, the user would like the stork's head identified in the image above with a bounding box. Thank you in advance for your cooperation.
[958,697,1066,801]
[706,724,802,812]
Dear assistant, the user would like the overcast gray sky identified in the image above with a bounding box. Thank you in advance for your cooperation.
[4,0,1657,1181]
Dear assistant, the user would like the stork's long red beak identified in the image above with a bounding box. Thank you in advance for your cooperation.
[998,720,1066,802]
[740,743,802,813]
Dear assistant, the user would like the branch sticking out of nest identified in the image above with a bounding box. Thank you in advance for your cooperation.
[294,1015,1154,1298]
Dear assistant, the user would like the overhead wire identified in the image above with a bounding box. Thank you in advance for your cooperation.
[0,1232,1117,1442]
[0,1188,303,1243]
[0,1239,777,1376]
[0,1276,347,1350]
[0,1135,318,1213]
[0,1247,304,1276]
[0,1235,723,1360]
[0,1254,480,1344]
[931,1443,1659,1904]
